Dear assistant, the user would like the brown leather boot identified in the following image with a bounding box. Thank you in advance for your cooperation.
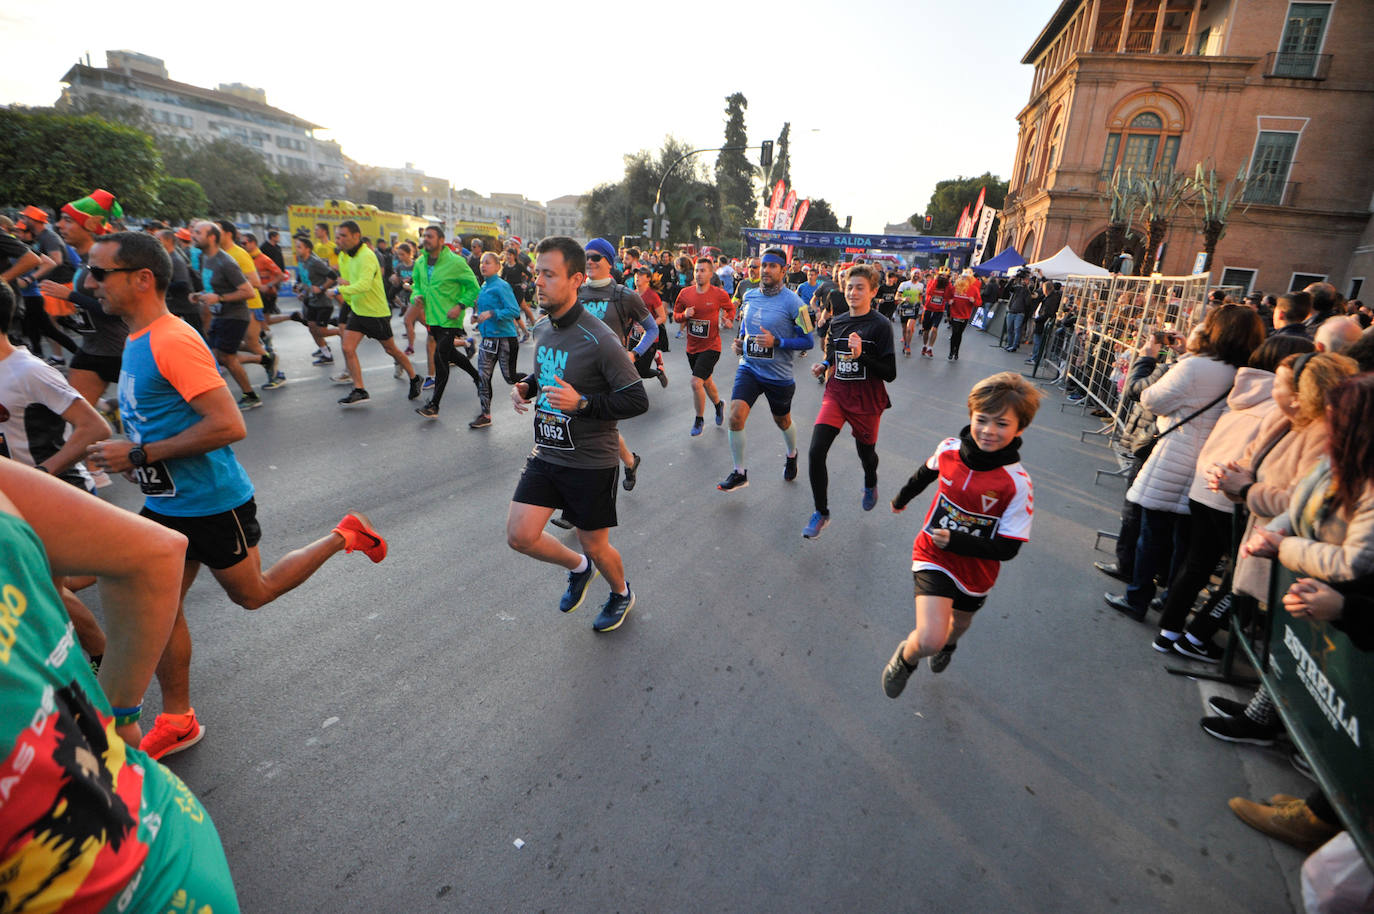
[1228,797,1338,852]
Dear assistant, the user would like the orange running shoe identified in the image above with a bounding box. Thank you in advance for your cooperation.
[140,710,205,760]
[334,512,387,562]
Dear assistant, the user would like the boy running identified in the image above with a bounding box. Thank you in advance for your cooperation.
[897,269,923,356]
[673,255,735,436]
[881,372,1042,697]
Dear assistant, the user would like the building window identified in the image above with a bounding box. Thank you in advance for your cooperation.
[1274,3,1331,78]
[1101,111,1180,177]
[1349,278,1364,300]
[1045,121,1062,176]
[1020,131,1036,188]
[1220,268,1257,296]
[1244,131,1299,204]
[1289,272,1326,291]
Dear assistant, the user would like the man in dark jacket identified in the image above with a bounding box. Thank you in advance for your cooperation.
[1003,275,1031,352]
[1028,281,1062,364]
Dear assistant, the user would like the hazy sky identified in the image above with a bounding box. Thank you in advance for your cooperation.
[1,1,1055,232]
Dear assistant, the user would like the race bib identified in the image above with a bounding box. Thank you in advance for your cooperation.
[832,337,865,381]
[688,319,709,338]
[926,493,999,539]
[481,337,498,353]
[745,335,774,359]
[133,460,177,497]
[899,306,918,320]
[209,300,223,316]
[533,409,574,451]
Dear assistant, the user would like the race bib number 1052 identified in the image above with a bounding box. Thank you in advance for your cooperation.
[534,409,574,450]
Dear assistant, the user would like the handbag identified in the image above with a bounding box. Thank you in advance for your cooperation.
[1132,388,1231,460]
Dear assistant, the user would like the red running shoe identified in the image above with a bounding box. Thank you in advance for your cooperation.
[140,710,205,760]
[334,512,387,562]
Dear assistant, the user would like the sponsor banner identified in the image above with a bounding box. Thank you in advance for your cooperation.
[765,180,786,232]
[971,208,999,265]
[742,228,975,254]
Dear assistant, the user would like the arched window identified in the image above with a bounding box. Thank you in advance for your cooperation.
[1020,130,1037,188]
[1044,120,1063,176]
[1101,110,1181,177]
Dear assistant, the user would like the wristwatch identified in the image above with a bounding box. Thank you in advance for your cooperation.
[128,446,148,468]
[575,396,589,414]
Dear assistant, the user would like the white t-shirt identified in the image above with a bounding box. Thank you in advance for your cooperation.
[0,346,92,489]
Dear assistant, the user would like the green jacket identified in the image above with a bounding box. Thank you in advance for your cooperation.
[413,247,480,329]
[337,245,388,318]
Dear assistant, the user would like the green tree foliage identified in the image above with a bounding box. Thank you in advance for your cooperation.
[582,137,715,244]
[797,198,843,259]
[758,122,792,211]
[153,177,209,224]
[715,93,755,230]
[910,173,1008,235]
[160,137,327,215]
[0,108,161,214]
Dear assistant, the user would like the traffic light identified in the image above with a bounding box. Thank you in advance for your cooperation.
[760,140,773,168]
[642,217,653,236]
[660,219,670,240]
[922,215,933,232]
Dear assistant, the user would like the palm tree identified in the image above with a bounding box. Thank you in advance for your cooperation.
[1135,163,1193,274]
[1190,163,1250,274]
[1100,166,1138,270]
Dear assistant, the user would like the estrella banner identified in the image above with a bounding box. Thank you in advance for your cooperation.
[971,207,999,265]
[741,228,976,254]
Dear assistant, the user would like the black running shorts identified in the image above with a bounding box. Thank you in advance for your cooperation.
[913,569,987,613]
[141,498,262,570]
[346,313,393,341]
[512,456,619,531]
[687,348,720,380]
[921,310,944,332]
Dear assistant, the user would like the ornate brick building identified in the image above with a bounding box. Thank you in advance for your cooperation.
[1000,0,1372,299]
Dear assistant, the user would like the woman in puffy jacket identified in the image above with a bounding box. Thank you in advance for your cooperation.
[946,273,981,361]
[1105,305,1265,621]
[1150,336,1317,659]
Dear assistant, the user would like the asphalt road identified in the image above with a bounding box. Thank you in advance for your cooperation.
[90,311,1313,913]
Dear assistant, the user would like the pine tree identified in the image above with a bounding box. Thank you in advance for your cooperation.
[715,93,755,230]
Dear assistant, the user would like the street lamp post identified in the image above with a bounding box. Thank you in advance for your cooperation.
[652,144,758,244]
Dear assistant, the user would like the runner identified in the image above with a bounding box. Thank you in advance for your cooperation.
[632,266,670,389]
[673,254,735,436]
[500,246,535,342]
[156,229,206,334]
[717,248,816,492]
[875,269,901,322]
[11,205,80,364]
[189,222,270,410]
[732,258,761,304]
[919,270,951,358]
[314,221,338,270]
[80,231,388,759]
[468,250,522,428]
[803,263,896,538]
[284,235,339,363]
[214,221,276,385]
[330,220,422,406]
[881,372,1042,697]
[578,237,658,491]
[896,268,923,356]
[947,271,982,361]
[506,236,648,633]
[411,225,480,420]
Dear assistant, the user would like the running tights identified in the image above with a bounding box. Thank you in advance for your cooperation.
[808,423,878,514]
[429,327,479,409]
[947,319,968,358]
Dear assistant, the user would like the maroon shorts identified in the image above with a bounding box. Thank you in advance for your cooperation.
[814,396,882,445]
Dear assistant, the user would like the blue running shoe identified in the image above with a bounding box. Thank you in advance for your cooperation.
[714,400,725,426]
[593,586,635,632]
[690,416,704,437]
[559,563,599,613]
[862,487,878,511]
[421,376,435,391]
[802,511,830,539]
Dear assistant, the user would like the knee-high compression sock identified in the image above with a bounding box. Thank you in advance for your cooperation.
[780,421,798,457]
[856,440,879,488]
[809,424,839,513]
[728,427,747,471]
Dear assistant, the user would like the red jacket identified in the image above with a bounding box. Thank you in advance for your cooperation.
[949,282,982,321]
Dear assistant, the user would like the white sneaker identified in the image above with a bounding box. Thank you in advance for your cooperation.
[331,371,353,385]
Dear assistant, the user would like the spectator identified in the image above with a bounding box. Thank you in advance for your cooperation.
[1303,281,1341,330]
[1270,291,1312,337]
[1313,315,1362,354]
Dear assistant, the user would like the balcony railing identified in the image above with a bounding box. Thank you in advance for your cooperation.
[1264,51,1332,80]
[1242,179,1301,207]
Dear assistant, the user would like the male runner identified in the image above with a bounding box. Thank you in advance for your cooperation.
[717,248,815,492]
[632,266,670,388]
[506,236,648,633]
[803,263,896,538]
[875,269,901,322]
[673,254,735,436]
[314,221,338,270]
[411,225,480,419]
[919,271,952,358]
[285,235,339,363]
[81,231,387,759]
[578,237,658,491]
[896,268,924,356]
[330,220,421,405]
[214,221,276,385]
[731,258,761,304]
[12,205,80,363]
[190,223,268,410]
[469,251,522,428]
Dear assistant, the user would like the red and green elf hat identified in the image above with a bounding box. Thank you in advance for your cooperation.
[62,189,123,235]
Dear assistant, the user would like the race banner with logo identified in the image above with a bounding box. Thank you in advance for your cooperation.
[742,228,976,254]
[765,181,786,232]
[970,208,999,265]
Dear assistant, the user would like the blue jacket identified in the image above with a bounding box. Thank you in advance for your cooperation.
[476,274,521,338]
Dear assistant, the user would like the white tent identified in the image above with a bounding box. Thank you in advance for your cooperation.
[1017,245,1111,280]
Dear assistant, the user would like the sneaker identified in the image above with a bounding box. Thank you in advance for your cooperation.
[333,512,387,562]
[422,376,435,391]
[592,586,635,632]
[338,388,370,406]
[261,371,287,390]
[290,311,307,325]
[622,453,641,491]
[262,350,277,381]
[466,338,477,358]
[802,511,830,539]
[861,486,878,511]
[469,413,491,429]
[690,416,704,437]
[1067,392,1086,403]
[1173,636,1223,664]
[881,642,917,698]
[550,515,575,530]
[714,400,725,426]
[717,469,749,493]
[903,345,911,357]
[1151,633,1179,654]
[1290,748,1315,782]
[784,453,798,482]
[1227,797,1338,852]
[1207,695,1249,718]
[331,371,353,385]
[46,354,67,367]
[518,331,531,344]
[559,562,599,613]
[408,375,422,400]
[1200,714,1279,746]
[140,710,205,760]
[394,364,406,380]
[929,642,957,673]
[416,403,439,419]
[313,353,335,365]
[657,368,669,388]
[237,391,263,410]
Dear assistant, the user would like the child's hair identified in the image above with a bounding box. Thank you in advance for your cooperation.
[844,262,881,290]
[968,372,1044,429]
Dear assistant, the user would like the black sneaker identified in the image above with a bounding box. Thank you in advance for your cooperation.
[717,469,748,493]
[1151,633,1179,654]
[559,563,599,613]
[783,453,798,482]
[929,643,956,673]
[622,453,641,491]
[657,368,668,388]
[338,388,370,406]
[238,391,263,410]
[469,413,492,429]
[416,402,439,419]
[1200,714,1279,746]
[407,375,422,400]
[1173,636,1223,664]
[714,400,725,426]
[592,586,635,632]
[882,642,917,698]
[1207,695,1248,718]
[550,515,574,530]
[289,310,306,325]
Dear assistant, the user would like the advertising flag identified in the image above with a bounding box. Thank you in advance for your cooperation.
[766,180,786,232]
[777,189,798,230]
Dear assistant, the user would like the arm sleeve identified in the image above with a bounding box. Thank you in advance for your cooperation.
[495,283,521,320]
[893,464,939,510]
[585,379,650,421]
[860,351,898,383]
[943,532,1024,561]
[632,313,658,356]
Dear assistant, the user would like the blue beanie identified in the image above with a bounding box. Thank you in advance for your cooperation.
[584,238,616,262]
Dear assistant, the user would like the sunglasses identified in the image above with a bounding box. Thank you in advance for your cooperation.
[586,253,604,262]
[87,265,143,282]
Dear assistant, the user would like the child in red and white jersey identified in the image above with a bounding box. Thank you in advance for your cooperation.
[881,372,1043,697]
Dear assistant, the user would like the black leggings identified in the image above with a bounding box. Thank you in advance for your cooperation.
[429,327,479,409]
[946,319,968,356]
[808,423,878,514]
[1157,500,1233,633]
[22,299,79,357]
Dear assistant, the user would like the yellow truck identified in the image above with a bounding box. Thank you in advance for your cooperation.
[286,202,430,252]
